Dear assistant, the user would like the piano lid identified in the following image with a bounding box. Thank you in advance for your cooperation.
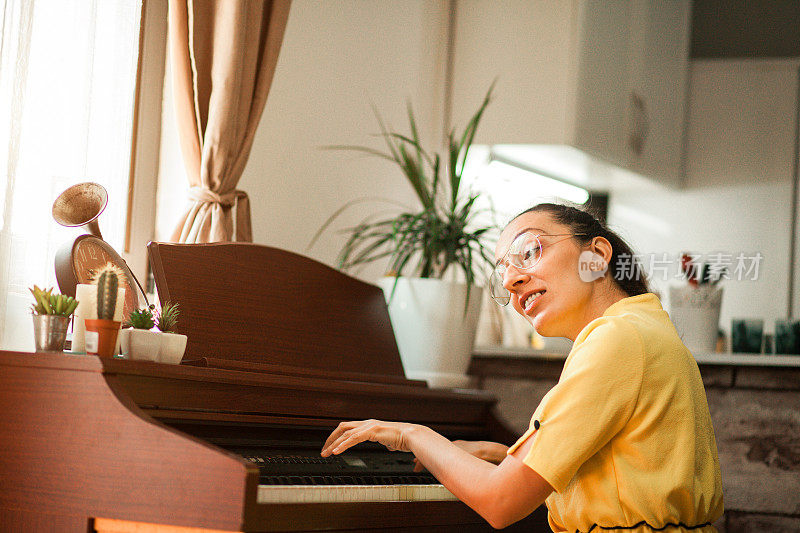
[148,242,406,378]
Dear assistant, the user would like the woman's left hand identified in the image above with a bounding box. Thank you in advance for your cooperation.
[321,419,419,456]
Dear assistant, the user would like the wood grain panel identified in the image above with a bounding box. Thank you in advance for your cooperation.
[0,351,253,531]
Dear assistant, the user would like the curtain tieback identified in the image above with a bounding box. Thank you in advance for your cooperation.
[188,186,247,207]
[188,187,251,241]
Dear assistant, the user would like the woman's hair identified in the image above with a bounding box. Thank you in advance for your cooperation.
[514,203,650,297]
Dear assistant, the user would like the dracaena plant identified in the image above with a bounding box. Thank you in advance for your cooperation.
[312,86,498,305]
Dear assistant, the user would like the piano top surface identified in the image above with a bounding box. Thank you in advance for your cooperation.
[147,242,409,377]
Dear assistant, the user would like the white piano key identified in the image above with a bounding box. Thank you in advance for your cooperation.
[256,484,457,504]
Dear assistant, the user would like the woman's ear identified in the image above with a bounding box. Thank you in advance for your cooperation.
[590,237,613,265]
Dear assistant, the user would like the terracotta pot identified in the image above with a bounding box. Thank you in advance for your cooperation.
[84,319,121,358]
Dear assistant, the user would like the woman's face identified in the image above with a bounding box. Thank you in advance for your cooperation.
[494,211,595,339]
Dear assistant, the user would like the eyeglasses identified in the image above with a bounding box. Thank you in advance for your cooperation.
[490,232,586,306]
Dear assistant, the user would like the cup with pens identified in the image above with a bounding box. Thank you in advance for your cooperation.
[668,254,726,355]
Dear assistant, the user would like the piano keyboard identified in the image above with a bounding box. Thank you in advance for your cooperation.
[237,449,458,503]
[257,483,457,503]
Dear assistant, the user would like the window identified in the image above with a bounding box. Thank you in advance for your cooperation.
[0,0,143,350]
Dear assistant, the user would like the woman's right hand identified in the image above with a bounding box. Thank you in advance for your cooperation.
[413,440,508,471]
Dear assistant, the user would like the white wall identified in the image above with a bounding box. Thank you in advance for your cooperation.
[608,59,800,338]
[154,6,800,347]
[156,0,450,283]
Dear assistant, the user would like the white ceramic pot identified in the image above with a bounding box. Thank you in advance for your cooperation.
[127,329,161,362]
[668,285,723,354]
[117,328,130,356]
[159,332,188,365]
[377,277,482,389]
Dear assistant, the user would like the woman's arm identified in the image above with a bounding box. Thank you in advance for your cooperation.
[452,440,510,465]
[414,440,509,471]
[321,420,552,529]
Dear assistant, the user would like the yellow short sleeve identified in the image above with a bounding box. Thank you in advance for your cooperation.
[515,318,644,493]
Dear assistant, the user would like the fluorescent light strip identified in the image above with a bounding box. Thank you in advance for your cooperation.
[486,159,590,205]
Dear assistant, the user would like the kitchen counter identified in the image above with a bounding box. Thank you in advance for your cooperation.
[474,345,800,367]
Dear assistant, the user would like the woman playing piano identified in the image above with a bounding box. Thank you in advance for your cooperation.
[322,203,724,532]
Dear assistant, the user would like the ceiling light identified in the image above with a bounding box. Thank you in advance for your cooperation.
[486,159,590,205]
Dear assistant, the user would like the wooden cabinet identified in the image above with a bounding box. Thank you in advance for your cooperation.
[450,0,691,187]
[622,1,692,183]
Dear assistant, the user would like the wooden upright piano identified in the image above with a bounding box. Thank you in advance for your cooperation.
[0,243,548,532]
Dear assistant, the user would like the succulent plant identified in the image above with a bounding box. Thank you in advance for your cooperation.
[127,306,155,330]
[156,301,180,333]
[29,285,79,317]
[93,263,122,320]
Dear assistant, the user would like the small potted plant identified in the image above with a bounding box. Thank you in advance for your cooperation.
[29,286,79,352]
[122,306,161,362]
[155,302,187,364]
[84,264,122,358]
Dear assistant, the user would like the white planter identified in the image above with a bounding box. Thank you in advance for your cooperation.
[668,285,723,354]
[159,332,188,365]
[377,277,482,389]
[127,329,161,362]
[118,328,130,356]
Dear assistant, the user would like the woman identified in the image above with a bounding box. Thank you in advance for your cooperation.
[321,203,724,532]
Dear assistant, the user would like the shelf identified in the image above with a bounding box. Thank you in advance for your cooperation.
[693,352,800,367]
[473,345,568,360]
[473,345,800,368]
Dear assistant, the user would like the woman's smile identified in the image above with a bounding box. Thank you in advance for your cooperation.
[520,289,546,314]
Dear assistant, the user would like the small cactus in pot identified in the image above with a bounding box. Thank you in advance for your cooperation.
[95,265,120,320]
[84,263,124,358]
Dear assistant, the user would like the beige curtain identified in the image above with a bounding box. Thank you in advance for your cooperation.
[168,0,291,243]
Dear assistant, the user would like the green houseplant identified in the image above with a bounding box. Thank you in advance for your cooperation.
[155,302,180,333]
[30,286,80,318]
[29,286,79,352]
[119,302,186,364]
[155,302,187,364]
[127,307,155,330]
[314,86,496,298]
[314,87,497,387]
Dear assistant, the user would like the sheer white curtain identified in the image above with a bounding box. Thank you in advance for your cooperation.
[0,0,142,350]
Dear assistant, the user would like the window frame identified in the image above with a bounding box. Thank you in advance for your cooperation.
[122,0,168,290]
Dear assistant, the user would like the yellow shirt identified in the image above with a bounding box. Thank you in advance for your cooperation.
[507,293,723,533]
